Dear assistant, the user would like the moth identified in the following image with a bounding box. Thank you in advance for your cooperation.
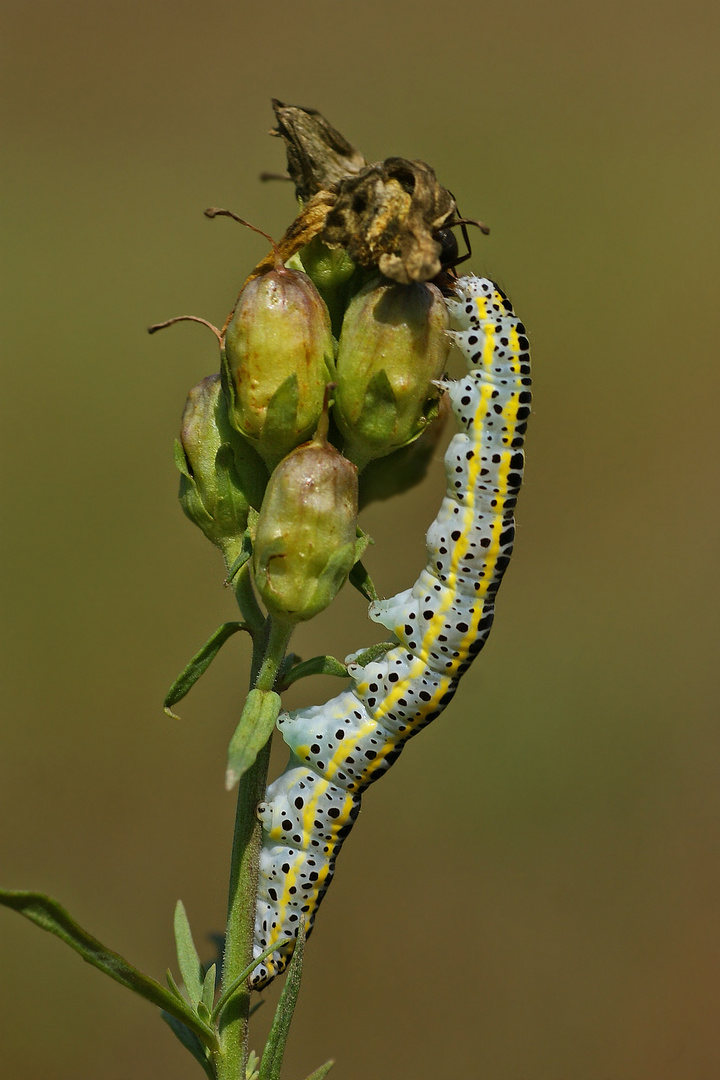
[251,275,531,987]
[251,102,487,287]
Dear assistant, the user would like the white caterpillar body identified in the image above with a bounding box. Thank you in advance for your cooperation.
[252,275,531,987]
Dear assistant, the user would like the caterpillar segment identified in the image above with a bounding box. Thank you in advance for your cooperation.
[250,275,531,988]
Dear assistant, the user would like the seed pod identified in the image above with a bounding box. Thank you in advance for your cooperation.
[333,275,450,470]
[223,267,335,471]
[176,373,268,562]
[252,429,358,624]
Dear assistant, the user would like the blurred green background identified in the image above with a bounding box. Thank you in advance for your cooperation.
[2,2,719,1077]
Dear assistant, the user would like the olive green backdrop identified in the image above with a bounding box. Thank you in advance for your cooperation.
[2,2,719,1078]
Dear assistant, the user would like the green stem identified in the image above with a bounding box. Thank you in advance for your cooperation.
[216,616,293,1080]
[229,561,265,636]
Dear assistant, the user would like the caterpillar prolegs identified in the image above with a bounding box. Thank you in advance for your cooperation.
[251,275,531,988]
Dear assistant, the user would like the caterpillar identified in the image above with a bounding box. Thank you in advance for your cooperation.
[251,275,531,988]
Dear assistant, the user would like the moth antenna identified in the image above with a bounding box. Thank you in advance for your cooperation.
[453,216,491,237]
[259,171,292,182]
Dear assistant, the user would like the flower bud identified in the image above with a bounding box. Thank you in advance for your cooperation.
[223,267,335,470]
[294,235,362,338]
[176,373,268,562]
[252,430,358,624]
[296,235,357,294]
[333,276,450,470]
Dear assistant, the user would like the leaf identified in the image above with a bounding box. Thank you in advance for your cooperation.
[277,651,302,687]
[348,559,379,602]
[280,655,348,690]
[353,526,374,564]
[201,963,217,1014]
[174,900,204,1006]
[225,690,282,791]
[0,889,218,1050]
[212,940,288,1023]
[349,641,394,667]
[213,442,244,512]
[174,437,193,479]
[164,622,250,719]
[224,530,254,585]
[258,927,306,1080]
[246,505,260,538]
[161,1012,216,1078]
[302,1061,335,1080]
[166,967,186,1002]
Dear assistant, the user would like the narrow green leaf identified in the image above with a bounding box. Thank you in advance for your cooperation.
[246,505,260,537]
[174,437,193,479]
[224,530,253,585]
[161,1012,216,1079]
[197,1000,212,1024]
[164,622,250,719]
[280,655,348,690]
[212,940,285,1022]
[0,889,218,1050]
[201,963,217,1014]
[174,900,204,1006]
[350,641,394,667]
[277,651,302,687]
[348,559,379,602]
[353,526,374,564]
[213,441,241,496]
[302,1060,335,1080]
[225,689,281,791]
[258,927,306,1080]
[166,967,186,1002]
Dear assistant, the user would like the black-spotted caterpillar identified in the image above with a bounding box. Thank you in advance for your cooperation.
[252,275,531,987]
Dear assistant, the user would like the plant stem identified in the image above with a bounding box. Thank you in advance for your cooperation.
[229,561,265,636]
[216,615,293,1080]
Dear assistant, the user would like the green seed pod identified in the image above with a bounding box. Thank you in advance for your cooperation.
[176,373,268,562]
[252,429,358,624]
[333,275,451,470]
[223,266,335,471]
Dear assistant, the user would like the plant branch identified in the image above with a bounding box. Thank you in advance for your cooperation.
[215,616,293,1080]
